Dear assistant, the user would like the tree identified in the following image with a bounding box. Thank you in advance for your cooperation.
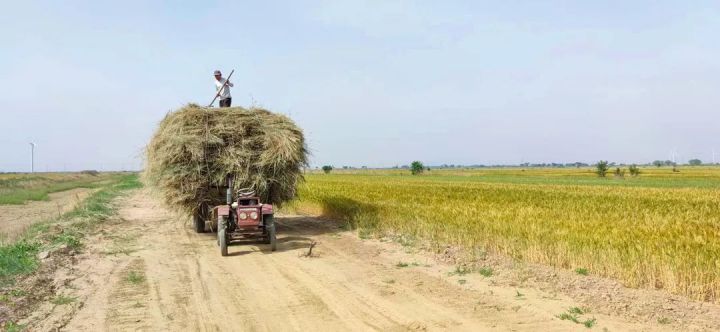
[652,160,663,167]
[629,164,640,176]
[410,161,425,175]
[596,160,609,177]
[321,165,333,174]
[688,159,702,166]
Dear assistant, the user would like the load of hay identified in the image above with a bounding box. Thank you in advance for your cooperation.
[144,104,308,215]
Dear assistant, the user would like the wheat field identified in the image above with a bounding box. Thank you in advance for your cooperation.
[286,166,720,302]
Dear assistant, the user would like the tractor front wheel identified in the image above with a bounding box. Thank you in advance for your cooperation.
[218,216,228,256]
[265,214,277,252]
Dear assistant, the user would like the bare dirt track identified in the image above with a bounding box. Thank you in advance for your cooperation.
[25,190,720,331]
[0,188,92,242]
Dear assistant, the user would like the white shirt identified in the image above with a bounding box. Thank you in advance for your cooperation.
[215,77,233,99]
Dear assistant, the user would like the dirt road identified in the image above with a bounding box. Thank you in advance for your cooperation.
[25,190,718,331]
[0,188,92,242]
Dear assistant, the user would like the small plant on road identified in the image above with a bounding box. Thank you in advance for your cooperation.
[557,307,597,328]
[478,267,493,277]
[127,271,145,284]
[575,267,589,276]
[583,318,597,328]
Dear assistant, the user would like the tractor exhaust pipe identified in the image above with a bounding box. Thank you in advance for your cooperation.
[226,174,234,205]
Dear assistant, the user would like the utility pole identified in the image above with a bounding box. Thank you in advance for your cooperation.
[29,142,35,173]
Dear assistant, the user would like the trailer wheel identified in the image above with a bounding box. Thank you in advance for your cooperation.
[193,203,209,233]
[218,216,228,256]
[265,214,277,252]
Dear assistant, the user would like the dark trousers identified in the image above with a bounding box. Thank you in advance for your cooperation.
[219,98,232,108]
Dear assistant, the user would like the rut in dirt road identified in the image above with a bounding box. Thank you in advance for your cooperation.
[40,191,675,331]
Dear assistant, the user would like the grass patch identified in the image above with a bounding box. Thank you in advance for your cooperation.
[4,321,25,332]
[557,312,580,323]
[50,294,76,305]
[52,230,83,250]
[358,228,372,240]
[0,173,119,205]
[557,307,596,328]
[0,241,41,283]
[569,306,590,315]
[575,267,589,276]
[0,174,141,285]
[478,267,493,277]
[448,266,473,276]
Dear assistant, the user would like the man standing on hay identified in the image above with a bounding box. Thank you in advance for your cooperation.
[213,70,233,107]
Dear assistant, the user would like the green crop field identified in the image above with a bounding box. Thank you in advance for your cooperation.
[286,166,720,302]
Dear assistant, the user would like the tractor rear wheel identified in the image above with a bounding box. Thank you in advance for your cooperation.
[218,216,228,256]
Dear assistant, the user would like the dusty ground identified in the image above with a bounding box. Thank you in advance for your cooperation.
[21,190,720,331]
[0,188,92,242]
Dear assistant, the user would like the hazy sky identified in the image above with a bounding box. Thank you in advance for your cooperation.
[1,1,719,171]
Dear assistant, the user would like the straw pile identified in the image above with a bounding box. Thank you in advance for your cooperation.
[144,104,308,214]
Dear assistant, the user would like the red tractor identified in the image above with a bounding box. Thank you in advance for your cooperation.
[193,176,277,256]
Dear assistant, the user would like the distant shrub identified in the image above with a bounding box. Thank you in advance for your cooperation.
[689,159,702,166]
[613,167,625,178]
[321,165,333,174]
[80,170,99,176]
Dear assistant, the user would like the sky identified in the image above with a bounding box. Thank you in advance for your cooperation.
[1,0,719,171]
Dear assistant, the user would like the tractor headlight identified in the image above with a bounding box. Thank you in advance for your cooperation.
[250,212,258,220]
[231,202,238,208]
[239,212,248,219]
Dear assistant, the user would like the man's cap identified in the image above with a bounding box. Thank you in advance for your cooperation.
[213,70,221,76]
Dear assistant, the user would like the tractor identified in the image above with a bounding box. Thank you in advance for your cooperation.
[192,175,277,256]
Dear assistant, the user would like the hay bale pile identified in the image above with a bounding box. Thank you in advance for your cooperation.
[144,104,308,215]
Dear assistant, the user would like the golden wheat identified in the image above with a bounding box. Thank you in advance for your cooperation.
[286,167,720,302]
